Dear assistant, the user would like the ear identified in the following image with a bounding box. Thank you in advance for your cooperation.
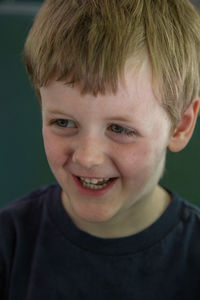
[168,99,200,152]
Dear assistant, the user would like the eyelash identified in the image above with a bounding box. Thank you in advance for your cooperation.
[108,124,135,136]
[51,119,135,137]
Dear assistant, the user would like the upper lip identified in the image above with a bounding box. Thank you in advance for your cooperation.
[73,174,117,179]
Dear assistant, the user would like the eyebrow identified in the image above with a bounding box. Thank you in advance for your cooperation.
[105,115,134,123]
[45,109,134,123]
[44,109,76,120]
[45,109,69,115]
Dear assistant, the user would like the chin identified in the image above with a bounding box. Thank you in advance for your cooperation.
[66,194,123,225]
[73,203,117,223]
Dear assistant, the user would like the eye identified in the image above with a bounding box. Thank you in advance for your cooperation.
[108,124,135,136]
[55,119,76,128]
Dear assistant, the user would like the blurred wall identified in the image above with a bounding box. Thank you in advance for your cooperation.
[0,5,55,209]
[191,0,200,6]
[0,1,199,208]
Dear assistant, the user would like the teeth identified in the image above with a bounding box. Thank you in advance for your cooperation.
[82,182,108,190]
[80,177,110,184]
[78,177,113,190]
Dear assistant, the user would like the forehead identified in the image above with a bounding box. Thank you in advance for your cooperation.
[41,58,157,108]
[40,56,171,128]
[40,59,171,137]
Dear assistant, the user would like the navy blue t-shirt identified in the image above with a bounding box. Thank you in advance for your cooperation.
[0,183,200,299]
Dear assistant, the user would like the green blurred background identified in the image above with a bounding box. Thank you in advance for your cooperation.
[0,0,200,209]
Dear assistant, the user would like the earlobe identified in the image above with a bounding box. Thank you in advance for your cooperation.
[168,99,200,152]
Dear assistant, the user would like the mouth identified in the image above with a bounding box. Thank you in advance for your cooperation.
[72,174,118,196]
[77,176,116,190]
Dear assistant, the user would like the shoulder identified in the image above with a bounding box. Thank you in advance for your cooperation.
[178,195,200,225]
[160,190,200,251]
[0,184,59,257]
[165,189,200,226]
[0,183,57,220]
[171,193,200,257]
[0,184,61,296]
[170,191,200,233]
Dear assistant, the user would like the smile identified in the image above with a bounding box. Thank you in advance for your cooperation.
[72,174,118,196]
[78,177,114,190]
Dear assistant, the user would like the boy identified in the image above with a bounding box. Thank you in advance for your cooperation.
[0,0,200,299]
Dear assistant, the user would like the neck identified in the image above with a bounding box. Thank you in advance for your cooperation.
[62,185,171,239]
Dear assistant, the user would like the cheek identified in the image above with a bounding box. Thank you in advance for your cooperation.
[43,129,70,167]
[113,141,162,180]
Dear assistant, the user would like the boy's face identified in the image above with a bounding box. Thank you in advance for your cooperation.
[41,59,171,235]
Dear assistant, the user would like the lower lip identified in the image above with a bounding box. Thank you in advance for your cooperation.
[72,175,118,197]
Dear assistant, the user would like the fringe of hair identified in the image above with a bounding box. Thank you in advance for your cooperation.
[23,0,200,128]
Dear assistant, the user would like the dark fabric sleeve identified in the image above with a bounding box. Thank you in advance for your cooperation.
[0,218,6,299]
[0,259,5,299]
[0,209,16,300]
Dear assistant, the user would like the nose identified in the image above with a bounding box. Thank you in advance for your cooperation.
[72,137,106,169]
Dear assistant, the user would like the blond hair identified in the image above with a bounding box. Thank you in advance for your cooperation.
[23,0,200,128]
